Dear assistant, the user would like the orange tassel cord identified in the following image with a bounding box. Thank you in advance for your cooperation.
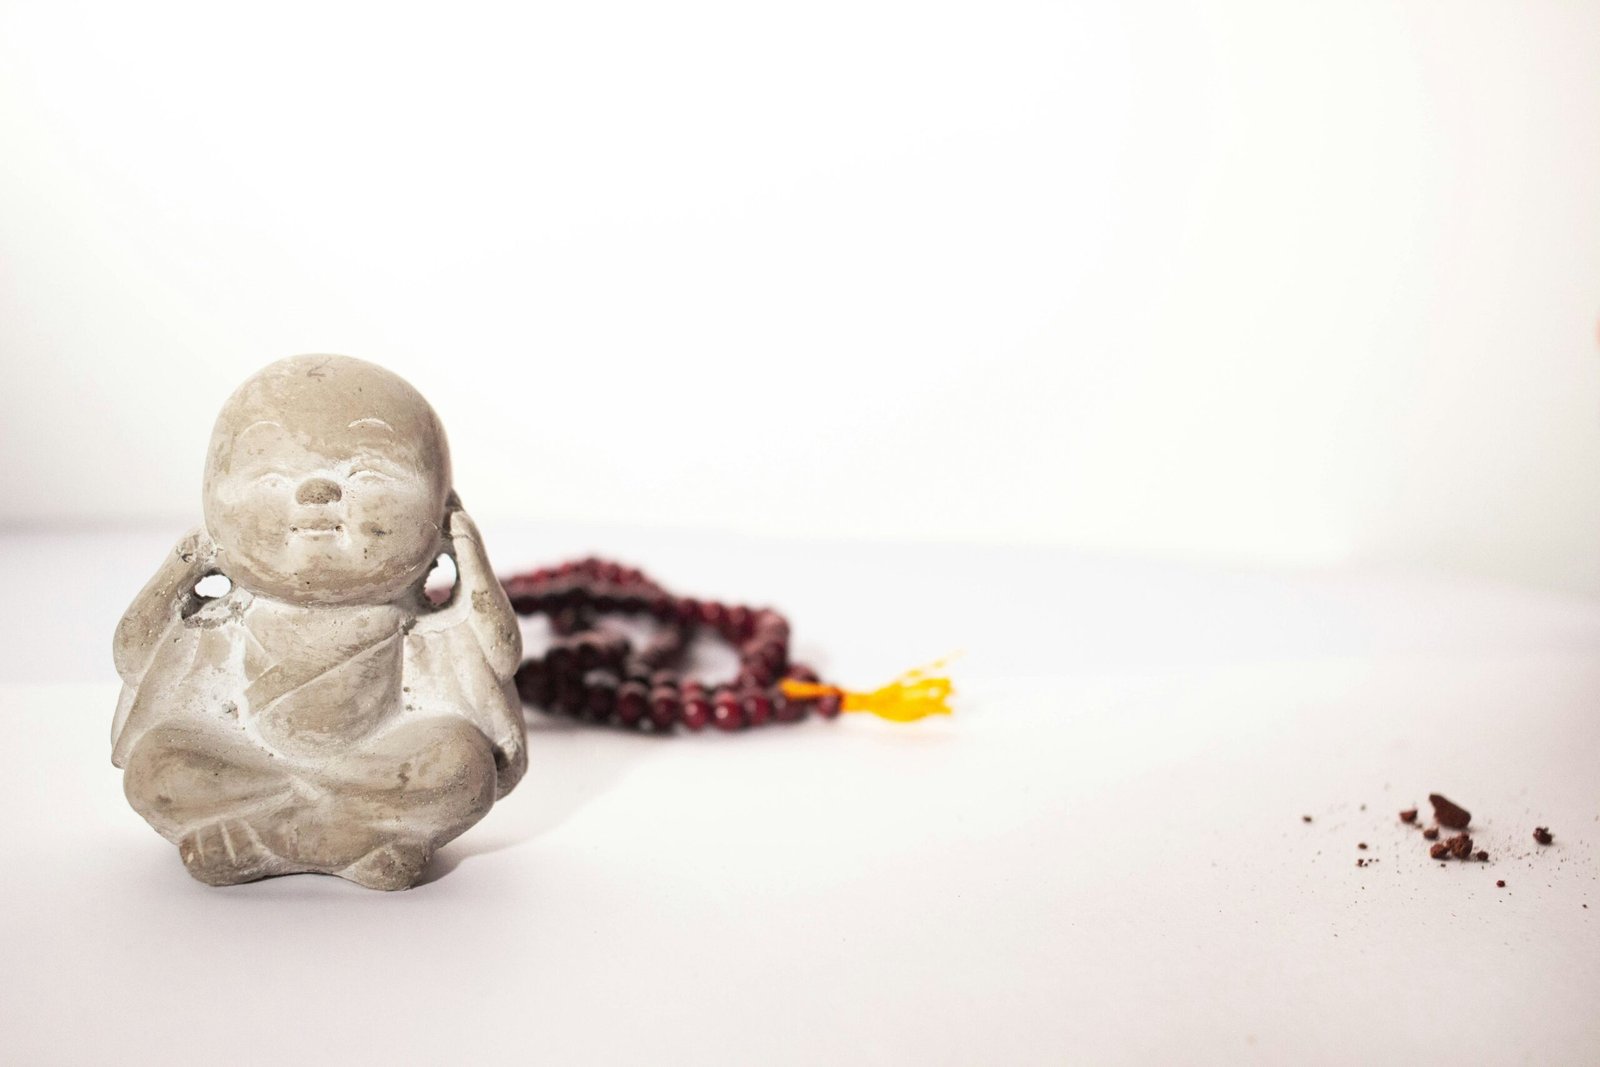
[779,657,957,723]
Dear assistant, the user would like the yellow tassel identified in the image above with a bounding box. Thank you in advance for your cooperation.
[779,657,957,723]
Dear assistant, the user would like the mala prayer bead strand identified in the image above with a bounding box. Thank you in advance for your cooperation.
[499,557,954,732]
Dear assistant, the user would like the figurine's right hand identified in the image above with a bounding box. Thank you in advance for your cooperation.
[114,526,223,683]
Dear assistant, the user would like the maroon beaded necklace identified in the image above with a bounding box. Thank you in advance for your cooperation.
[499,557,951,732]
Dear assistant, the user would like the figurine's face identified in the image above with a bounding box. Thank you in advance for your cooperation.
[203,356,451,606]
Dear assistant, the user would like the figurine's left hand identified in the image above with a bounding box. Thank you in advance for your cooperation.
[444,501,494,598]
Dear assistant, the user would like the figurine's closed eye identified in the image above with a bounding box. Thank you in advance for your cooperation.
[251,469,293,487]
[347,454,403,483]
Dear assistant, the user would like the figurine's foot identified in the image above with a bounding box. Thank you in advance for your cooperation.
[338,840,433,891]
[178,817,280,887]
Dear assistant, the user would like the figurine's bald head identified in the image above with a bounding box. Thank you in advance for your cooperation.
[204,355,452,605]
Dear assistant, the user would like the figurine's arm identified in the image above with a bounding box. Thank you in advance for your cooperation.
[413,505,521,681]
[113,527,218,685]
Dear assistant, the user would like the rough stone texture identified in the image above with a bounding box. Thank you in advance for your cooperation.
[111,355,526,889]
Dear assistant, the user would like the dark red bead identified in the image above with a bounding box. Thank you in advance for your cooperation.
[698,600,727,630]
[712,696,747,731]
[649,688,681,729]
[772,692,804,722]
[545,644,575,677]
[617,681,650,726]
[514,660,552,706]
[597,635,629,666]
[676,598,701,626]
[787,663,819,684]
[585,684,614,726]
[726,604,752,640]
[555,675,586,715]
[816,694,842,719]
[743,691,772,727]
[681,695,712,731]
[754,611,789,640]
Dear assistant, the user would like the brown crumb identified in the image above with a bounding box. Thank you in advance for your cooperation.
[1422,826,1440,841]
[1497,880,1505,888]
[1399,808,1418,824]
[1475,850,1488,862]
[1429,794,1471,830]
[1533,827,1553,845]
[1431,833,1475,861]
[1358,842,1368,850]
[1302,815,1312,823]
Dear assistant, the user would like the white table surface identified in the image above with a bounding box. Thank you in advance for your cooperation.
[1,523,1596,1065]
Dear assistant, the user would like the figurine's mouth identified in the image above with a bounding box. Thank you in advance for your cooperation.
[290,521,345,540]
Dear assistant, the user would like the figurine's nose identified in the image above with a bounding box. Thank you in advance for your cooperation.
[295,477,342,505]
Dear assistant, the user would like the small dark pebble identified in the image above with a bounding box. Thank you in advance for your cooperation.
[1476,850,1488,862]
[1302,815,1313,823]
[1358,842,1368,850]
[1399,808,1418,824]
[1422,826,1440,841]
[1533,827,1554,845]
[1429,794,1471,830]
[1497,880,1506,888]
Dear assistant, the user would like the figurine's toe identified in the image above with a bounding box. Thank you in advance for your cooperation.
[338,840,433,891]
[177,818,278,887]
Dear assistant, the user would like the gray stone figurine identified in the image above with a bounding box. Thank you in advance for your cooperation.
[111,355,526,889]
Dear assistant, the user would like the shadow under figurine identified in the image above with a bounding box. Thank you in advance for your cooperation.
[111,355,526,890]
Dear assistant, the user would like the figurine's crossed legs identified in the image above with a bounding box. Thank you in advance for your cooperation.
[122,715,498,890]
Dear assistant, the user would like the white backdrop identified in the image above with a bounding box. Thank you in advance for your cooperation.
[2,0,1597,593]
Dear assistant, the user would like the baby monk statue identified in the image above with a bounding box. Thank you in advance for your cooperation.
[111,355,526,890]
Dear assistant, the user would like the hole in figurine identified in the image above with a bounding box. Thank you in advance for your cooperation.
[424,552,458,605]
[194,573,231,599]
